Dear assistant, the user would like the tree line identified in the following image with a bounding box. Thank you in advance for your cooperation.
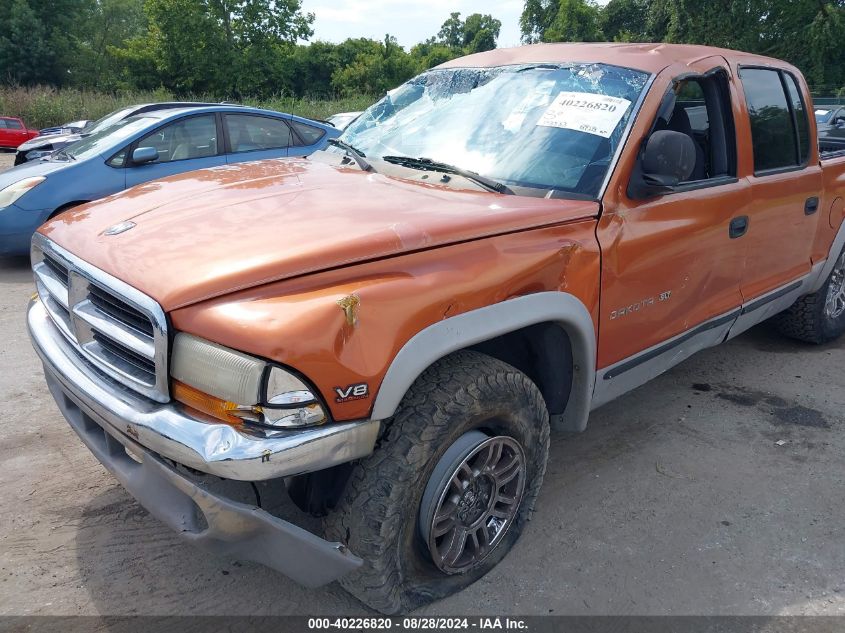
[1,0,844,101]
[523,0,845,94]
[0,0,500,99]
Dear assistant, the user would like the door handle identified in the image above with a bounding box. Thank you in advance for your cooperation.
[729,215,749,239]
[805,197,819,215]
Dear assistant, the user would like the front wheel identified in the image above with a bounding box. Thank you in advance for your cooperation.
[323,350,550,614]
[775,248,845,344]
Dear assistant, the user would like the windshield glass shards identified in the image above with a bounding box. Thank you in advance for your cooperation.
[340,63,651,198]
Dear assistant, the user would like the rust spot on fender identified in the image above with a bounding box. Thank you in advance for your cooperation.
[336,294,361,327]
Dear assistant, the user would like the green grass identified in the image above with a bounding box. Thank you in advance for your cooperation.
[0,86,375,129]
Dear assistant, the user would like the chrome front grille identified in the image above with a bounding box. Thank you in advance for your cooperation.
[31,234,170,403]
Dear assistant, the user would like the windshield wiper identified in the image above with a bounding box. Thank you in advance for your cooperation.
[327,138,372,171]
[382,156,512,194]
[516,63,568,72]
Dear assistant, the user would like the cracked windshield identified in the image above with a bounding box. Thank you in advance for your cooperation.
[341,63,650,198]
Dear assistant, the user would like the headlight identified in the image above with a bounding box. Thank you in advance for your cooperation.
[171,333,265,404]
[0,177,45,207]
[170,333,328,429]
[261,366,326,427]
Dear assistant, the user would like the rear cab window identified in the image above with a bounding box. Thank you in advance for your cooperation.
[740,67,811,173]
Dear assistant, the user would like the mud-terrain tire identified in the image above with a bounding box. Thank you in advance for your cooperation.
[774,248,845,344]
[323,350,550,614]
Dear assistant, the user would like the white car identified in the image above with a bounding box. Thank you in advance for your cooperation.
[327,111,362,130]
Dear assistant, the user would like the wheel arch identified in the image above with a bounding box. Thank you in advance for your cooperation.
[370,292,597,433]
[810,216,845,293]
[49,200,89,219]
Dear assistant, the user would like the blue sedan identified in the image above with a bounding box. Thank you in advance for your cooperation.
[0,105,340,255]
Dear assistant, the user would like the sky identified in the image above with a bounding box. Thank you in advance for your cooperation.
[302,0,613,50]
[302,0,526,49]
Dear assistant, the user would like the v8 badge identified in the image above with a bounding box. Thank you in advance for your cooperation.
[334,382,369,403]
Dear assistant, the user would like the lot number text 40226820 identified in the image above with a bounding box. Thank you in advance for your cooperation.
[307,617,529,630]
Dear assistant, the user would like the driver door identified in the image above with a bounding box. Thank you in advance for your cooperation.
[593,58,750,406]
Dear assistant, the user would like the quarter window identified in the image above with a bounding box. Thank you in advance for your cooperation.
[223,114,292,153]
[290,120,326,146]
[107,149,127,168]
[741,68,806,173]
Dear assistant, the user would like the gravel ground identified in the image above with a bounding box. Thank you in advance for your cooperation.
[0,152,843,616]
[0,153,13,171]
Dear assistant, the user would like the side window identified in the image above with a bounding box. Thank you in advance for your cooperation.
[651,72,736,184]
[0,120,6,129]
[784,73,810,163]
[290,120,326,147]
[134,115,218,164]
[6,119,22,130]
[224,114,292,153]
[741,68,800,173]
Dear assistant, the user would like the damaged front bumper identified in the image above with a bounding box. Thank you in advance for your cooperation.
[27,297,375,586]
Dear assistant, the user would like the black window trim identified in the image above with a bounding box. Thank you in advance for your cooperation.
[671,174,741,194]
[781,72,802,167]
[783,70,812,165]
[115,111,223,168]
[738,64,812,178]
[221,112,296,155]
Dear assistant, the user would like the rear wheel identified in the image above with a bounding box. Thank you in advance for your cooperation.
[774,249,845,344]
[323,350,550,614]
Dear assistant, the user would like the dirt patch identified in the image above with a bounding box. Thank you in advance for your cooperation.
[772,405,830,428]
[0,151,14,172]
[710,385,831,429]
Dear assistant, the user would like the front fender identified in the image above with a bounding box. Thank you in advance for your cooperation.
[171,221,601,424]
[0,203,51,255]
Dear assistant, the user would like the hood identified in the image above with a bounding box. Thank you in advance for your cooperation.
[0,157,70,189]
[18,132,81,151]
[40,158,599,311]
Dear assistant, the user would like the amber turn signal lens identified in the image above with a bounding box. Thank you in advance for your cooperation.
[172,380,249,426]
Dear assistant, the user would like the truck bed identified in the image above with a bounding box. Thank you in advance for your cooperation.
[819,137,845,160]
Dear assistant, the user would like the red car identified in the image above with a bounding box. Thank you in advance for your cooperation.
[0,117,39,150]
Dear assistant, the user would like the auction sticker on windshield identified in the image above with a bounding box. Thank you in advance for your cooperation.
[537,92,632,138]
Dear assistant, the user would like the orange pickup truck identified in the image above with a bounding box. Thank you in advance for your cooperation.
[27,43,845,613]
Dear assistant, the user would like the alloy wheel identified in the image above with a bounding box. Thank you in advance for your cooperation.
[825,252,845,320]
[420,432,526,575]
